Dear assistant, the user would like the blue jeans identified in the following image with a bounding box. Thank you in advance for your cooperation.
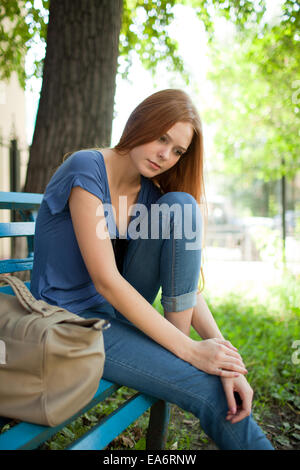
[79,192,274,450]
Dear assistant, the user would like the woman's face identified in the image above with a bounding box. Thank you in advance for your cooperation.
[129,121,194,177]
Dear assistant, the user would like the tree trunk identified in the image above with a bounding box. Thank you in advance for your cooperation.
[24,0,123,194]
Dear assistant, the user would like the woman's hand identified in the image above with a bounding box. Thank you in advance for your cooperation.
[221,374,254,424]
[189,338,248,378]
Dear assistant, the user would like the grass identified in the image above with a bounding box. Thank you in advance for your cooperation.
[202,289,300,414]
[2,271,299,450]
[152,269,299,450]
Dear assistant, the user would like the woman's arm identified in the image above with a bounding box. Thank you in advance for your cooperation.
[192,292,225,340]
[192,293,247,365]
[69,187,247,377]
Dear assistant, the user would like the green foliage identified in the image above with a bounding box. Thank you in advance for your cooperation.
[0,0,48,87]
[0,0,281,89]
[203,1,300,192]
[120,0,187,80]
[267,270,300,318]
[202,272,300,410]
[192,0,267,37]
[119,0,270,82]
[251,226,283,265]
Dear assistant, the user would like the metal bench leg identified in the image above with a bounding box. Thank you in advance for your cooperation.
[146,400,170,450]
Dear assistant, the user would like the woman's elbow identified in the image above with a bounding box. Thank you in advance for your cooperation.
[93,268,121,296]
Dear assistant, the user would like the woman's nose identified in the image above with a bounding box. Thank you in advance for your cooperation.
[158,147,170,161]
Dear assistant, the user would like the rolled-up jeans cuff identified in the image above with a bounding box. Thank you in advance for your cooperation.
[161,290,198,313]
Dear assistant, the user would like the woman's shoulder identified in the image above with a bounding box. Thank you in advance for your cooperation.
[43,148,107,215]
[63,148,104,168]
[50,148,107,182]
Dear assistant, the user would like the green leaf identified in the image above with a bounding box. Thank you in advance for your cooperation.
[275,435,291,446]
[62,427,75,439]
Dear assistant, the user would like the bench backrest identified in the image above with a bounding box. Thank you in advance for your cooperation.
[0,191,43,294]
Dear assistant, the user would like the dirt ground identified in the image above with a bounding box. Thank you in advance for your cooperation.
[167,403,300,450]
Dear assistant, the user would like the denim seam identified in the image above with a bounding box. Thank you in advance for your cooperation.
[171,232,175,297]
[174,234,179,297]
[176,224,183,294]
[173,226,181,298]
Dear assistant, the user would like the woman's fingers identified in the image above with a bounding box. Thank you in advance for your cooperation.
[214,339,244,359]
[223,346,245,363]
[215,339,247,367]
[226,399,251,424]
[224,379,254,424]
[220,359,248,375]
[227,408,249,424]
[216,369,241,378]
[222,380,237,415]
[224,350,247,371]
[216,338,238,352]
[193,339,248,377]
[215,344,247,372]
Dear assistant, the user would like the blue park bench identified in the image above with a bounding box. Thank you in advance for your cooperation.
[0,191,170,450]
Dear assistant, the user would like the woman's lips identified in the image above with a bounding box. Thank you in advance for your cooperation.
[148,160,161,170]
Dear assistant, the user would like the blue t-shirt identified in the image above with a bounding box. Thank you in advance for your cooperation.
[30,149,162,314]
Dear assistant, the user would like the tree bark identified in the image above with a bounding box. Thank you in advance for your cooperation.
[24,0,123,193]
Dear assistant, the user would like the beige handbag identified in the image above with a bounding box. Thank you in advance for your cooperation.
[0,274,110,427]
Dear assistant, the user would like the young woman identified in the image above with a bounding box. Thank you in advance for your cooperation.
[31,89,273,450]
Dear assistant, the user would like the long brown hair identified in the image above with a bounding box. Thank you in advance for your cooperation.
[115,89,207,291]
[115,89,205,204]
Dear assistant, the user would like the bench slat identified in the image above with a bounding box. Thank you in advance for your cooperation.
[0,379,121,450]
[68,393,156,450]
[0,222,35,238]
[0,258,34,274]
[0,191,43,210]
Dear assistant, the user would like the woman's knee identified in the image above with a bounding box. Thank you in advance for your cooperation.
[155,192,202,240]
[157,191,198,208]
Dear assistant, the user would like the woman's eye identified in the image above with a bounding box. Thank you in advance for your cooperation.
[175,150,183,157]
[159,135,167,143]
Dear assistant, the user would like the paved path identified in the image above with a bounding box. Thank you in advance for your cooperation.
[203,248,299,301]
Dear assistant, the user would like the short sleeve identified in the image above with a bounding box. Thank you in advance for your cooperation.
[43,150,105,215]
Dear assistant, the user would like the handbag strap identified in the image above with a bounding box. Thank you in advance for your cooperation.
[0,274,65,316]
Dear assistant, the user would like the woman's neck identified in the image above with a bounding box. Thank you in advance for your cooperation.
[102,148,141,195]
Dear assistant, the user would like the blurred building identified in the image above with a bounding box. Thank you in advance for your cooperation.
[0,71,29,259]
